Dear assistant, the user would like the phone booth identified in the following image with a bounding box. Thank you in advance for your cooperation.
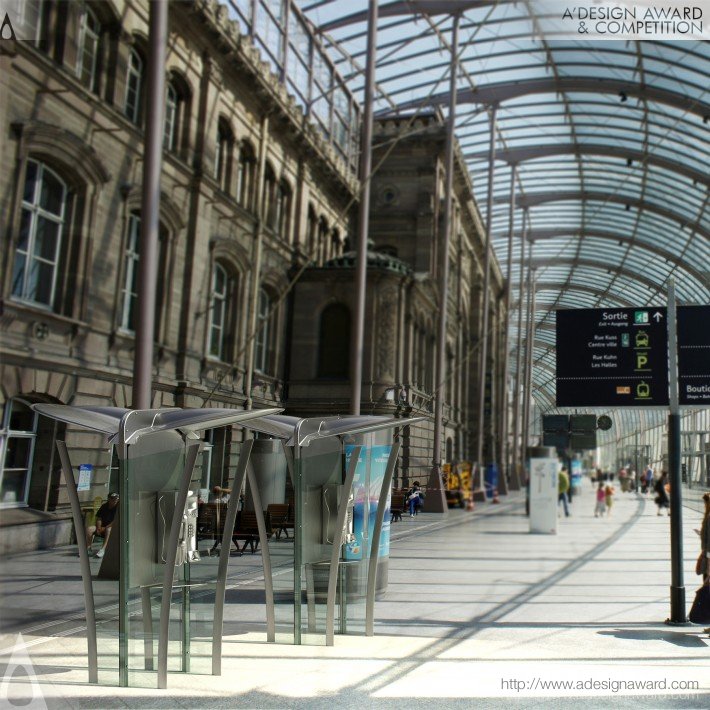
[237,415,425,647]
[32,404,283,689]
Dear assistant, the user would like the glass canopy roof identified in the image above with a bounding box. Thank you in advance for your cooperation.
[296,0,710,425]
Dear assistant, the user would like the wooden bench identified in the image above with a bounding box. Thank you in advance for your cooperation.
[266,503,293,539]
[197,502,227,553]
[390,491,406,522]
[232,510,273,554]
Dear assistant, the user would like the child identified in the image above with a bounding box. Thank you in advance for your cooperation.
[605,483,615,516]
[594,482,606,518]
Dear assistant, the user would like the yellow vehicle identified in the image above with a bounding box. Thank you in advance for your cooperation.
[444,461,472,508]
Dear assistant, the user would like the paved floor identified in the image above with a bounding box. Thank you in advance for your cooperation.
[1,484,708,709]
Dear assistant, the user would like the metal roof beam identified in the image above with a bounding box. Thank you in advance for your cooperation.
[497,228,708,286]
[393,77,710,117]
[315,1,484,32]
[465,143,709,188]
[521,258,664,295]
[528,282,636,307]
[493,191,710,242]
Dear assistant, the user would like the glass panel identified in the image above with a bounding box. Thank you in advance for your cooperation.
[27,259,54,306]
[297,434,343,645]
[8,400,35,432]
[23,160,37,203]
[0,468,29,506]
[33,216,60,262]
[17,209,32,252]
[122,431,202,687]
[11,252,27,297]
[38,167,65,216]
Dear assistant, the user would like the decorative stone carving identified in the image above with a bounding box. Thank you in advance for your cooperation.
[377,285,399,380]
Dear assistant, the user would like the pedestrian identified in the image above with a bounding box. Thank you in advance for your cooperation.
[605,482,615,516]
[558,467,570,517]
[645,465,654,494]
[619,467,629,493]
[594,481,606,518]
[694,492,710,585]
[654,471,670,516]
[406,481,423,517]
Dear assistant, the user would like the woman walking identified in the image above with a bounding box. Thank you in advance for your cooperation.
[654,471,670,516]
[696,492,710,584]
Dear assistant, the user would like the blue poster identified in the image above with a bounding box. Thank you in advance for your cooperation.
[370,445,391,557]
[344,445,367,560]
[343,445,392,560]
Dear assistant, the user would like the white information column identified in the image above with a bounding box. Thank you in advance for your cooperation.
[528,446,559,534]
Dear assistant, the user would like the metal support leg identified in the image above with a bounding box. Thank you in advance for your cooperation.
[141,587,154,671]
[246,461,276,642]
[56,441,98,684]
[157,441,201,689]
[325,445,361,646]
[366,441,401,636]
[212,439,253,675]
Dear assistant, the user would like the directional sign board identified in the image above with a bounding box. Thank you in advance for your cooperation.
[556,307,669,407]
[678,305,710,405]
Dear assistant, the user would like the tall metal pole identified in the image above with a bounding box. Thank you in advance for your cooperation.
[430,13,461,514]
[510,206,527,489]
[475,105,497,471]
[497,165,517,493]
[350,0,377,415]
[132,0,167,409]
[244,114,270,410]
[666,278,686,624]
[521,240,535,461]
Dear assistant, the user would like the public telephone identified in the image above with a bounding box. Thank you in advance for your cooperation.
[156,490,201,566]
[321,484,355,546]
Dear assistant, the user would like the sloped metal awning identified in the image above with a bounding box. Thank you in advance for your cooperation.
[293,0,709,436]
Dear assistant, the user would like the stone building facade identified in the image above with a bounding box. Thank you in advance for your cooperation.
[289,113,507,486]
[0,0,506,549]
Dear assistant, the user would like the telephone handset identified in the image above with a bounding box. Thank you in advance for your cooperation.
[180,493,200,563]
[322,484,355,546]
[157,490,200,566]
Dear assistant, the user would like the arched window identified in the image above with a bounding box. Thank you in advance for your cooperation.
[124,46,144,125]
[318,303,350,379]
[331,228,341,259]
[306,205,317,258]
[12,160,67,308]
[119,212,167,338]
[163,74,190,155]
[164,82,179,150]
[274,180,291,240]
[20,0,47,48]
[0,399,38,508]
[254,288,272,374]
[318,217,329,264]
[208,261,238,361]
[445,437,453,463]
[76,3,101,91]
[214,118,234,192]
[119,213,141,331]
[235,141,256,208]
[262,163,277,226]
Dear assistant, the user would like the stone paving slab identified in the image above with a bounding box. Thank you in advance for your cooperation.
[0,486,708,708]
